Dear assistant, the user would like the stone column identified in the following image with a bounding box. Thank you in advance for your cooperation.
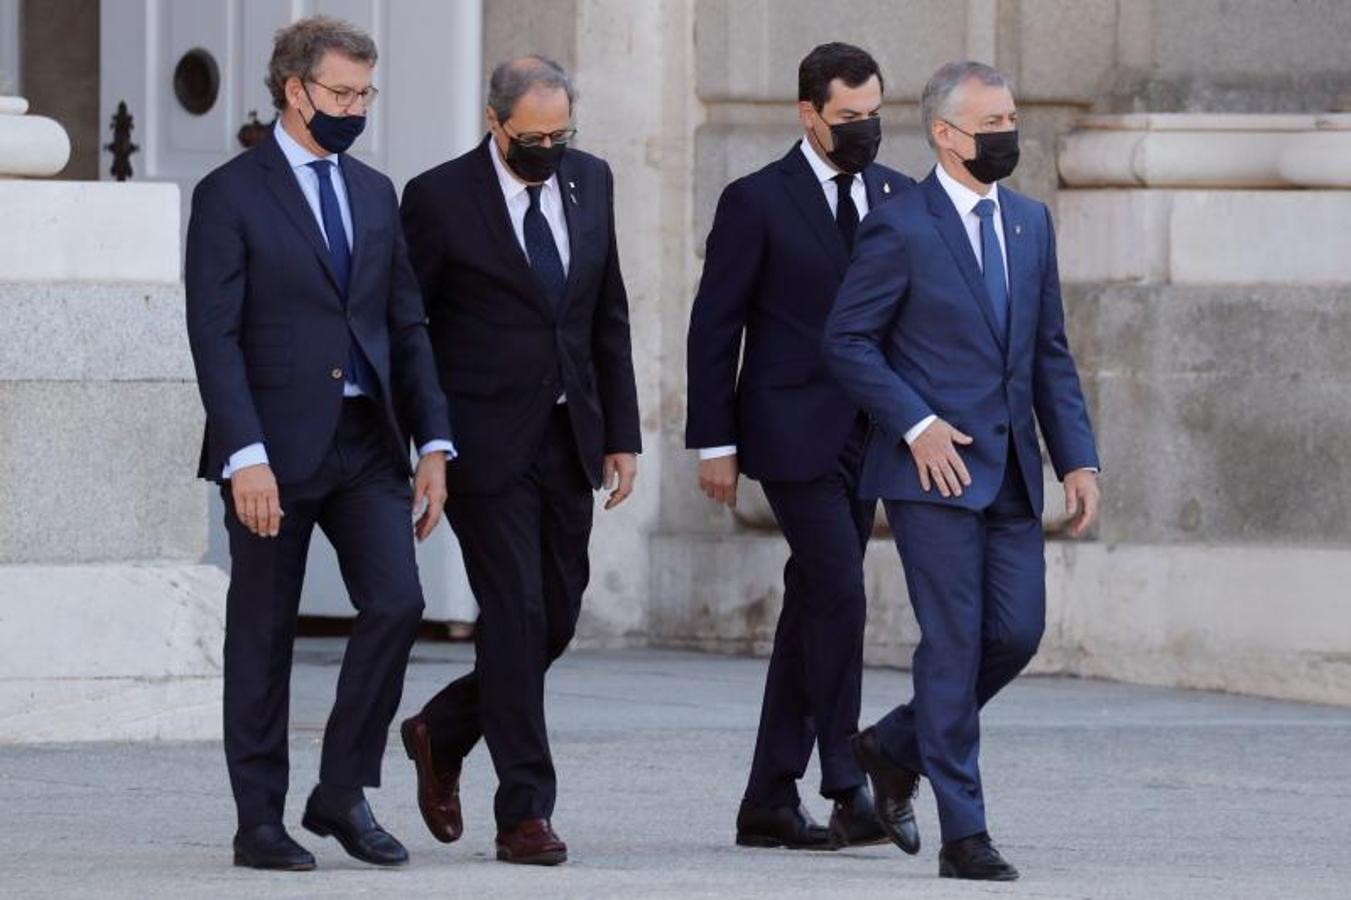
[0,98,227,742]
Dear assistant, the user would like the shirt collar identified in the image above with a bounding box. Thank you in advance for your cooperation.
[933,161,999,218]
[274,120,333,171]
[488,135,557,203]
[799,137,860,187]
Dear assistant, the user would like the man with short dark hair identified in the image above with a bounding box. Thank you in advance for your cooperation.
[825,60,1102,881]
[399,55,641,866]
[186,15,453,871]
[686,42,914,851]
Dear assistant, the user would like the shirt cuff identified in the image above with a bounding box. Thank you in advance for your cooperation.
[903,415,938,447]
[1069,467,1100,475]
[698,445,737,460]
[418,440,457,461]
[222,442,269,479]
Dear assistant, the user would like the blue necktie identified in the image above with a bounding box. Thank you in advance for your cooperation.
[524,184,566,309]
[308,159,378,396]
[973,198,1009,340]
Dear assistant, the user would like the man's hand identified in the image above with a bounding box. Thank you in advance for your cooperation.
[1064,468,1100,538]
[602,453,638,510]
[910,419,974,498]
[413,451,449,541]
[232,463,282,538]
[698,455,739,509]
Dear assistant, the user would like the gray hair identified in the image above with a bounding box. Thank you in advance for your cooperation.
[920,61,1012,149]
[266,16,377,111]
[487,55,575,122]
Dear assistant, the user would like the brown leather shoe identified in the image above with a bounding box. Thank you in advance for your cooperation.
[400,715,463,843]
[495,818,567,866]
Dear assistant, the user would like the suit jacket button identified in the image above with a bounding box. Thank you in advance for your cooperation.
[331,368,344,380]
[995,424,1009,435]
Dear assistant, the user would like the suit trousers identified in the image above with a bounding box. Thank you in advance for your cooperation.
[873,440,1046,843]
[420,405,594,829]
[221,397,425,828]
[745,417,875,807]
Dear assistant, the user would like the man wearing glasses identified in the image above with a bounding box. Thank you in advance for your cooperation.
[185,16,453,871]
[399,55,641,866]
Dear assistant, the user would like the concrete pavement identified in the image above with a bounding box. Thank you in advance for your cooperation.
[2,640,1349,898]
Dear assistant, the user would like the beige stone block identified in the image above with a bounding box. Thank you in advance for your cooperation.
[0,282,192,381]
[0,181,179,283]
[1170,191,1351,284]
[0,381,208,564]
[0,562,226,743]
[695,0,965,103]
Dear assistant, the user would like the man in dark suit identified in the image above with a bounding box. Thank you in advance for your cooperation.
[397,55,641,866]
[185,16,453,872]
[824,61,1102,881]
[685,43,914,852]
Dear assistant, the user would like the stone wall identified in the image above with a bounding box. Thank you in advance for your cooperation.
[475,0,1351,704]
[0,105,227,742]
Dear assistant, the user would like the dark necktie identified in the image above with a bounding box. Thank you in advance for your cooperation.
[308,159,378,396]
[524,184,566,308]
[833,172,859,250]
[973,197,1009,339]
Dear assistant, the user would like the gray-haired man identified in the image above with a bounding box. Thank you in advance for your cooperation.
[398,55,642,866]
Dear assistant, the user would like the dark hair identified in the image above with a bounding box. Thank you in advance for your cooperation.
[798,42,884,110]
[266,16,377,112]
[487,55,575,122]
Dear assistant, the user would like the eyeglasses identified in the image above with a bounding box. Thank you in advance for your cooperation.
[305,78,379,110]
[504,124,577,148]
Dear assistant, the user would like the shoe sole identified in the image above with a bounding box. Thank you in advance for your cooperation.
[829,830,893,850]
[496,848,568,866]
[401,720,461,845]
[232,851,315,872]
[301,814,409,867]
[939,860,1020,881]
[736,833,838,852]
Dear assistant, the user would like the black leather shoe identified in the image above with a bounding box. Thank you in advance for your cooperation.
[828,786,889,848]
[301,787,409,867]
[232,823,315,871]
[735,801,833,850]
[939,832,1019,881]
[850,728,921,854]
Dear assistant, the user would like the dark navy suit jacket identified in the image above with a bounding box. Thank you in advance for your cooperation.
[400,137,641,495]
[823,170,1099,512]
[185,131,451,484]
[685,145,911,482]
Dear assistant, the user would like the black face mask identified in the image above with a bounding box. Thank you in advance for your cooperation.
[947,122,1019,183]
[820,115,882,175]
[504,135,567,183]
[301,85,366,154]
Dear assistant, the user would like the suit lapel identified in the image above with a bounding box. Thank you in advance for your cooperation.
[922,173,1007,352]
[556,152,585,313]
[258,134,342,297]
[861,165,897,211]
[999,192,1036,356]
[469,138,554,319]
[779,146,851,276]
[340,154,374,302]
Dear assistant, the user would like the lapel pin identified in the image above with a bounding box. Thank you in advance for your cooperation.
[1014,224,1022,235]
[883,181,891,194]
[568,180,579,205]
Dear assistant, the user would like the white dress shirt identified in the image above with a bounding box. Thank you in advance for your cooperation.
[489,137,570,405]
[223,122,455,478]
[697,137,869,462]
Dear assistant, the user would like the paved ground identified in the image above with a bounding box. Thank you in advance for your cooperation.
[3,640,1350,899]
